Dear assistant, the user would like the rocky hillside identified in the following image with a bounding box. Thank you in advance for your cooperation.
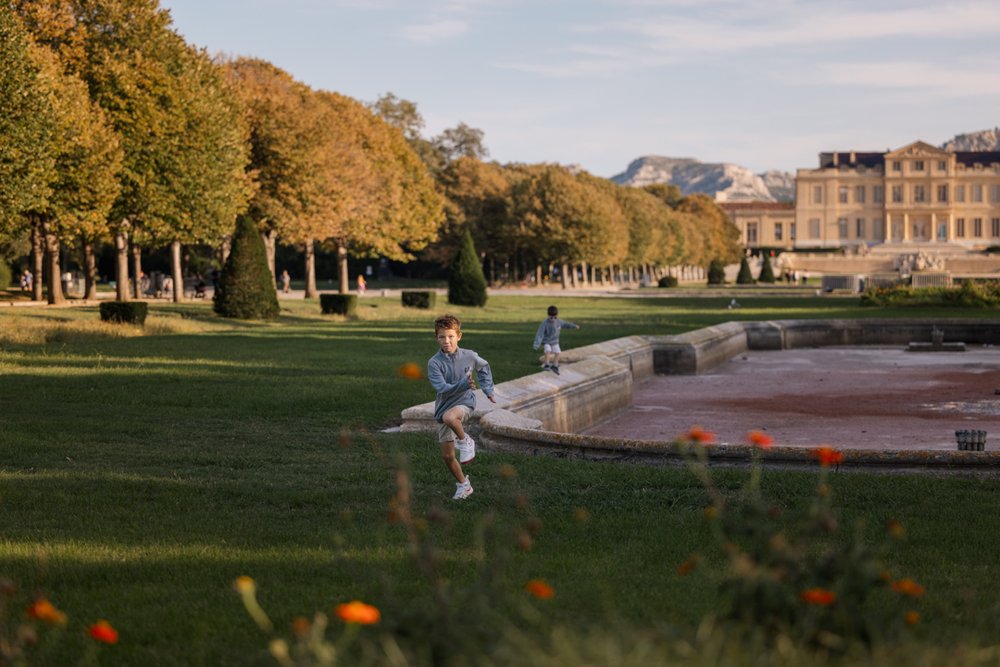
[611,156,794,202]
[941,127,1000,151]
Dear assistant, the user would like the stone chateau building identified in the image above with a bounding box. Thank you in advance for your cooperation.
[723,141,1000,252]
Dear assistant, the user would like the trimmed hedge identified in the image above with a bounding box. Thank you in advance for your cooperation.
[736,258,754,284]
[860,280,1000,308]
[320,293,357,316]
[99,301,148,325]
[707,258,726,285]
[657,275,678,288]
[448,230,487,307]
[401,290,436,309]
[758,253,776,283]
[213,216,280,320]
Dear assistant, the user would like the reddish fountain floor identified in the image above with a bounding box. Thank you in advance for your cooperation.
[583,346,1000,452]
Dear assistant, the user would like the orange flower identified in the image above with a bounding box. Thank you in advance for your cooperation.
[397,362,424,380]
[26,598,67,625]
[334,600,381,625]
[676,556,700,576]
[811,446,844,467]
[524,579,555,599]
[891,578,925,597]
[746,430,774,449]
[88,620,119,644]
[799,587,837,606]
[904,610,921,626]
[233,576,256,594]
[682,426,715,444]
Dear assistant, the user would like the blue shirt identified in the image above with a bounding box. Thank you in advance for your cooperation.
[427,347,495,422]
[533,317,579,350]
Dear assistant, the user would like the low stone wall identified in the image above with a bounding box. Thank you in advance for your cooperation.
[399,318,1000,468]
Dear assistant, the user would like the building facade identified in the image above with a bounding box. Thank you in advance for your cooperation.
[794,141,1000,249]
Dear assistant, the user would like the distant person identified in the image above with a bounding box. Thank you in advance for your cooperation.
[532,305,580,375]
[357,274,366,295]
[20,269,32,292]
[281,270,290,294]
[427,314,496,500]
[163,275,173,298]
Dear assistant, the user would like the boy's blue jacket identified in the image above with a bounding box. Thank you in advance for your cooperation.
[533,317,579,350]
[427,347,495,422]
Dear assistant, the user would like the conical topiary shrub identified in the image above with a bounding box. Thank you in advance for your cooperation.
[736,257,754,284]
[448,229,487,307]
[213,216,280,320]
[707,258,726,285]
[758,253,776,283]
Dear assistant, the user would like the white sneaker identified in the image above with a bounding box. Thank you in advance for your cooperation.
[453,477,473,500]
[457,435,476,464]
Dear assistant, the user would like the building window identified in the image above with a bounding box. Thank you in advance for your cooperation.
[974,218,983,237]
[973,184,983,202]
[937,221,948,240]
[855,186,865,203]
[774,223,783,241]
[913,185,925,202]
[892,185,903,203]
[956,184,965,202]
[874,217,885,240]
[892,160,901,171]
[992,218,1000,237]
[937,184,948,202]
[746,222,758,244]
[839,186,848,204]
[913,160,924,171]
[838,218,848,239]
[938,160,947,171]
[856,218,865,238]
[790,223,796,241]
[809,218,821,238]
[956,218,965,238]
[813,185,823,204]
[991,184,1000,203]
[873,186,884,203]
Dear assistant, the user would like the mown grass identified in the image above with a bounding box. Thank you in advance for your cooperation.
[1,293,999,665]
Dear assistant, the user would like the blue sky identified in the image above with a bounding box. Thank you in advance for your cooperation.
[159,0,1000,178]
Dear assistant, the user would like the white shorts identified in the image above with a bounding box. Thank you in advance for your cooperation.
[437,405,470,443]
[543,343,561,354]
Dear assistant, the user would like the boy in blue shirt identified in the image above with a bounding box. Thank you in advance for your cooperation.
[533,305,580,375]
[427,314,496,500]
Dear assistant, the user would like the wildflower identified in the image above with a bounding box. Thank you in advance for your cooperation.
[26,598,67,625]
[799,588,837,606]
[334,601,381,625]
[681,426,715,444]
[573,507,591,523]
[905,610,921,626]
[525,579,555,599]
[676,555,700,576]
[891,578,925,597]
[88,620,119,644]
[811,446,844,467]
[886,519,905,538]
[233,576,256,595]
[746,430,774,449]
[397,362,424,380]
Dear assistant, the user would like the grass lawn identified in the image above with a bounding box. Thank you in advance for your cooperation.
[1,292,999,665]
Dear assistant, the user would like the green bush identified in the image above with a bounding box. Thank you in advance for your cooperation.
[758,254,776,283]
[707,258,726,285]
[213,216,280,320]
[736,258,754,284]
[0,262,12,290]
[320,293,357,316]
[401,290,436,309]
[860,280,1000,308]
[657,275,678,288]
[448,230,488,307]
[99,301,148,325]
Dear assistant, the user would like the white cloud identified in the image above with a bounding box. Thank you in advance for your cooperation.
[816,60,1000,97]
[401,19,469,42]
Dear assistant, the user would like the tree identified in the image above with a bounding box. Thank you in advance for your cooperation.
[448,229,487,307]
[707,258,726,285]
[369,92,443,173]
[758,253,776,283]
[214,216,279,320]
[433,122,489,164]
[736,257,754,284]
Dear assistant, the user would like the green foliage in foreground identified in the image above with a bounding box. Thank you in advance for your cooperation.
[1,295,999,665]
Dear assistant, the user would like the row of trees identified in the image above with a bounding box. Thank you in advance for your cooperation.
[1,0,741,306]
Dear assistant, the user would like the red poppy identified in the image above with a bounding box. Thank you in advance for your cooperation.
[676,556,699,576]
[891,579,925,597]
[397,362,424,380]
[334,600,381,625]
[746,430,774,449]
[682,426,715,444]
[905,610,921,626]
[524,579,555,599]
[88,620,119,644]
[799,587,837,606]
[27,598,67,625]
[811,446,844,467]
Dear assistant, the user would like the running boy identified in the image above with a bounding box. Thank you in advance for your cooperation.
[428,314,496,500]
[532,305,580,375]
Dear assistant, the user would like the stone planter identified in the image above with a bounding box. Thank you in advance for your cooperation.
[955,429,987,451]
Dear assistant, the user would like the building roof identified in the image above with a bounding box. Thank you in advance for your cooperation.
[955,151,1000,167]
[718,201,795,211]
[818,152,884,169]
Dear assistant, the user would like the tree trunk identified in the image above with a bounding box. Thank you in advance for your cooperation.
[304,238,318,298]
[337,242,349,294]
[560,263,569,289]
[115,228,130,302]
[171,240,184,303]
[261,228,277,287]
[30,217,44,301]
[83,239,98,300]
[42,220,64,305]
[220,236,232,266]
[535,263,542,286]
[131,243,143,299]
